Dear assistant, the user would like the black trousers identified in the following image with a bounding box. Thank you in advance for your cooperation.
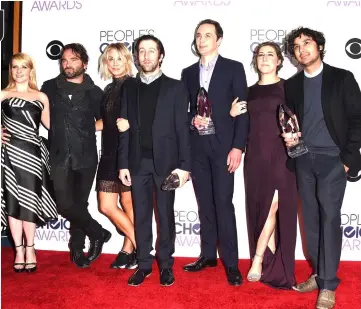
[131,158,175,270]
[296,153,347,291]
[51,163,103,251]
[191,141,238,268]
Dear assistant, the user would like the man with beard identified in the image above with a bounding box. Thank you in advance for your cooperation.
[118,35,191,286]
[41,43,111,268]
[284,27,361,309]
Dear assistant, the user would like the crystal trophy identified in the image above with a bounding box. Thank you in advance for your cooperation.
[161,173,181,191]
[197,87,215,135]
[279,104,308,158]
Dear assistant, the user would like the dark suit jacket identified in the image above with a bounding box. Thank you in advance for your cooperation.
[117,74,191,176]
[285,63,361,181]
[41,74,103,170]
[181,55,249,154]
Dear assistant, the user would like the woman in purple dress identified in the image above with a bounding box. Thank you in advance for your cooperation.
[231,42,298,289]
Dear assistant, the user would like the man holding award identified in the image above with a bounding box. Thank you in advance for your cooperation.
[117,35,191,287]
[284,27,361,309]
[181,19,249,286]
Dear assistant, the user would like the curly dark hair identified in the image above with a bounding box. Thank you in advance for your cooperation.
[59,43,89,65]
[251,41,284,74]
[286,27,326,60]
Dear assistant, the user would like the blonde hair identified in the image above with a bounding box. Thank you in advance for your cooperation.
[98,43,133,80]
[5,53,39,91]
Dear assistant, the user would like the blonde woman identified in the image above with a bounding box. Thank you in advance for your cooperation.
[1,53,57,272]
[96,43,137,269]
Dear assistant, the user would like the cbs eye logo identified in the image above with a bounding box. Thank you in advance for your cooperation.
[345,38,361,59]
[46,40,64,60]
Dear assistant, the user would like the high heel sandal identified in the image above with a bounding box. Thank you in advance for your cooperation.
[13,244,25,273]
[25,244,37,273]
[247,253,263,282]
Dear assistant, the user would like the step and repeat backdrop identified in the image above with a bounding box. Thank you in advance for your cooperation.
[15,0,361,260]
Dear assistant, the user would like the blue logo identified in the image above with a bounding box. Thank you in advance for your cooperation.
[41,218,70,230]
[99,29,155,54]
[342,226,361,238]
[175,210,200,234]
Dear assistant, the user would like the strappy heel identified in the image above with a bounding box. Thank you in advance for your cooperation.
[13,244,25,273]
[25,244,37,273]
[247,253,263,282]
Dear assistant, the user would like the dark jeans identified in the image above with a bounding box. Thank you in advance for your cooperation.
[131,158,176,270]
[296,153,347,291]
[52,163,103,251]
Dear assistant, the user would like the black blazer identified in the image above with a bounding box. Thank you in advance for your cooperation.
[182,55,249,154]
[41,75,103,170]
[117,75,191,176]
[285,63,361,181]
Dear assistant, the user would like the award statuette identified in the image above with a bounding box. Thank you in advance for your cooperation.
[279,104,308,158]
[161,173,190,191]
[161,173,181,191]
[196,87,215,135]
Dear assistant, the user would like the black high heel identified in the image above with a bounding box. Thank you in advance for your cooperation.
[13,244,25,273]
[25,244,37,273]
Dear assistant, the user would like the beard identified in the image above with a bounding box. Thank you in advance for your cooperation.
[62,66,86,79]
[139,62,158,73]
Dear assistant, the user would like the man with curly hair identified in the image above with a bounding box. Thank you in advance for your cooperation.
[283,27,361,309]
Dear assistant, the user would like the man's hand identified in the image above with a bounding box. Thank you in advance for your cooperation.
[230,97,247,117]
[119,169,131,186]
[193,115,210,130]
[171,169,190,188]
[344,165,349,173]
[1,127,11,144]
[116,118,130,132]
[227,148,242,173]
[281,132,302,147]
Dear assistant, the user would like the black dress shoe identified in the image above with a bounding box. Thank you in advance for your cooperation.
[88,228,112,263]
[160,268,175,286]
[226,267,243,286]
[183,256,217,272]
[128,269,152,286]
[70,250,90,268]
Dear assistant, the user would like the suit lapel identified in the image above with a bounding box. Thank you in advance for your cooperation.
[152,75,167,132]
[134,78,141,128]
[321,63,333,130]
[192,63,200,95]
[294,72,304,128]
[207,55,223,99]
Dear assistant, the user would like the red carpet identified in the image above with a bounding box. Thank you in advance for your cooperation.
[1,248,360,309]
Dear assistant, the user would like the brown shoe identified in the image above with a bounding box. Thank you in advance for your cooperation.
[292,274,318,292]
[316,289,336,309]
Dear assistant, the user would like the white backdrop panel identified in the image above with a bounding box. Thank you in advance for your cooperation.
[21,0,361,260]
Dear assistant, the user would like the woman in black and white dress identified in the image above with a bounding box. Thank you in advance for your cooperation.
[1,53,57,272]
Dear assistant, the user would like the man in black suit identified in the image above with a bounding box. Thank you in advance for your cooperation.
[284,27,361,309]
[41,43,111,268]
[118,35,191,287]
[181,19,249,286]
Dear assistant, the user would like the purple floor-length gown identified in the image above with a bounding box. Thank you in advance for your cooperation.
[244,79,298,289]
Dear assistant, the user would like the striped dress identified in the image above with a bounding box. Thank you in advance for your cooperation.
[1,97,57,230]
